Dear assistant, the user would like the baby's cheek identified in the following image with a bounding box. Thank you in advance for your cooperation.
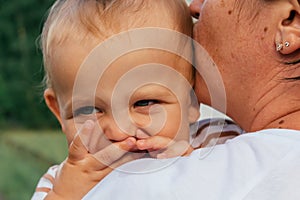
[160,110,189,141]
[158,121,180,140]
[63,120,79,146]
[130,112,152,128]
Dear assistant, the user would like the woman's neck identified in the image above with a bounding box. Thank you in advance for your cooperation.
[264,111,300,130]
[223,75,300,132]
[246,84,300,132]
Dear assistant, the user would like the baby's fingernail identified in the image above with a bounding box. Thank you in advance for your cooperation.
[126,138,135,147]
[137,140,145,147]
[84,120,95,130]
[136,140,148,150]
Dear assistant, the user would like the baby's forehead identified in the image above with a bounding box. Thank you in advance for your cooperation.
[43,0,193,87]
[53,42,189,76]
[51,41,191,94]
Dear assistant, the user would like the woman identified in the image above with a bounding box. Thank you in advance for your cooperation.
[82,0,300,199]
[190,0,300,132]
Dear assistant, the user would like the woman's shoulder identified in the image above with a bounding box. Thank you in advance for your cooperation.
[228,128,300,148]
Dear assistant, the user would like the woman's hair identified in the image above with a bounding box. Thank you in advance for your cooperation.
[40,0,193,88]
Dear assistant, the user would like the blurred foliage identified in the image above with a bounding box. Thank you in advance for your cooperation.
[0,0,59,129]
[0,130,67,200]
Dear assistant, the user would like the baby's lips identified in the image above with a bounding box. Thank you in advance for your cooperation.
[124,137,149,153]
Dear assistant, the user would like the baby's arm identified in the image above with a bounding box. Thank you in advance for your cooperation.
[44,121,140,200]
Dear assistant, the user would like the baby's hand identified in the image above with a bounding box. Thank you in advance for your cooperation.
[45,121,140,200]
[136,134,194,159]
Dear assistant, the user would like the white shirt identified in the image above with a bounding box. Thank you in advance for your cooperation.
[83,129,300,200]
[31,118,242,200]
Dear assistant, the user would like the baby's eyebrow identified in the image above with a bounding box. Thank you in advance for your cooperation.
[67,97,94,110]
[134,90,173,98]
[71,96,105,107]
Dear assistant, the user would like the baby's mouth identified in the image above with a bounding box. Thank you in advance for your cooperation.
[129,148,148,154]
[129,148,164,159]
[127,149,151,159]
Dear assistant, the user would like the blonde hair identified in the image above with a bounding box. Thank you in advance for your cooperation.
[41,0,193,88]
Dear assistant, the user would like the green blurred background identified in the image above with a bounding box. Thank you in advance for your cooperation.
[0,0,67,199]
[0,0,59,129]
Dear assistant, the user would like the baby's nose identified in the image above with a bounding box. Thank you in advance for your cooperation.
[101,117,137,141]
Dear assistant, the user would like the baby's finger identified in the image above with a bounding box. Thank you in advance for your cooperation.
[68,120,95,161]
[91,151,146,182]
[157,140,193,159]
[92,137,137,169]
[136,136,174,150]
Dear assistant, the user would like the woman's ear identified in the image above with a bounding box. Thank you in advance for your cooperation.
[44,88,65,130]
[275,1,300,54]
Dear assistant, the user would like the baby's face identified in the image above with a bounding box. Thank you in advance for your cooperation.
[47,39,198,152]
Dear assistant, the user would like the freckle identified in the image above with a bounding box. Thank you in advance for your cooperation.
[231,52,235,59]
[228,10,232,15]
[279,120,284,124]
[264,27,268,32]
[279,126,282,129]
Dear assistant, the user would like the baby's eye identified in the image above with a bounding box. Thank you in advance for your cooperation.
[74,106,103,117]
[134,100,159,108]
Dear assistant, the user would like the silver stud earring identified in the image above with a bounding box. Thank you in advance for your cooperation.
[285,41,290,47]
[276,43,283,51]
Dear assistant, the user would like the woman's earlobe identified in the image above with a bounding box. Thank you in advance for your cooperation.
[275,10,300,54]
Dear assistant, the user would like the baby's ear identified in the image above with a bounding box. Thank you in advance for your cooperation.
[44,88,65,131]
[275,1,300,54]
[188,91,200,123]
[188,105,200,124]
